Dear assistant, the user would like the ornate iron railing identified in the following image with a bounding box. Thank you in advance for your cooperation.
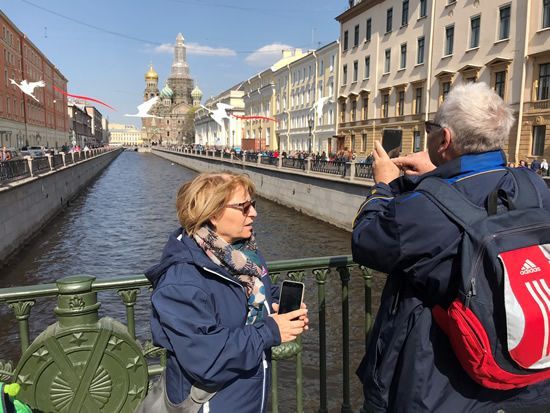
[355,162,374,179]
[31,156,51,174]
[282,157,306,171]
[51,154,64,169]
[311,160,348,177]
[0,255,373,413]
[260,156,278,166]
[0,159,31,182]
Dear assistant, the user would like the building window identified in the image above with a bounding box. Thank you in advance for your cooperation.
[387,8,393,33]
[384,49,391,73]
[383,93,389,117]
[402,0,409,26]
[354,24,360,47]
[352,100,357,121]
[366,18,372,41]
[319,59,324,75]
[544,0,550,28]
[415,86,423,114]
[413,130,422,152]
[361,133,368,151]
[417,37,425,64]
[494,71,506,99]
[400,43,407,69]
[499,5,511,40]
[340,102,346,123]
[445,25,454,55]
[398,90,405,116]
[343,64,348,85]
[532,125,546,156]
[538,63,550,100]
[364,56,370,79]
[442,81,451,100]
[420,0,427,17]
[353,60,358,82]
[470,16,480,49]
[362,96,368,119]
[344,30,349,50]
[330,55,335,72]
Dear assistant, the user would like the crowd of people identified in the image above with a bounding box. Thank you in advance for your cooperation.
[508,158,549,176]
[138,81,550,413]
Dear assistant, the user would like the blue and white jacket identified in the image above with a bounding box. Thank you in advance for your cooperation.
[145,229,281,413]
[352,151,550,412]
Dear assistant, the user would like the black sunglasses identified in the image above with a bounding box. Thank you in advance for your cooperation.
[425,121,442,134]
[226,199,256,214]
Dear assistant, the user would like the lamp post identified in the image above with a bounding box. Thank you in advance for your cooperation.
[308,118,314,156]
[232,130,235,149]
[258,125,262,153]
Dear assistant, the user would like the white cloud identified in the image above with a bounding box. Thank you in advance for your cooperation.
[245,43,294,67]
[152,42,236,57]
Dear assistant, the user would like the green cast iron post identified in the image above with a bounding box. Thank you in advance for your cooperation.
[338,266,352,413]
[314,268,329,413]
[8,300,35,353]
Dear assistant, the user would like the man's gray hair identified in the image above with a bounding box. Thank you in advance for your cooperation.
[435,82,515,155]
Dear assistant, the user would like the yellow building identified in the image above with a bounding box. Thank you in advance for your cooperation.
[336,0,550,162]
[109,123,144,146]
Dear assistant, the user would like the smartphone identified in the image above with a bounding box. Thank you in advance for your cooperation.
[381,129,403,158]
[278,280,305,314]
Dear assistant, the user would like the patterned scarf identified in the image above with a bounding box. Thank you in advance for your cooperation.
[193,226,267,325]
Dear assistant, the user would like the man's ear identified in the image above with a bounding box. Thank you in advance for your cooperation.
[439,128,458,161]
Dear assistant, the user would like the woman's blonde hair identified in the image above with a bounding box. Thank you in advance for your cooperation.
[176,171,255,236]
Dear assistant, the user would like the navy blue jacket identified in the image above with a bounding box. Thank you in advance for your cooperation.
[145,229,281,413]
[352,151,550,412]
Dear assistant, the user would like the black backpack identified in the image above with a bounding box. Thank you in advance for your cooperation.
[416,168,550,390]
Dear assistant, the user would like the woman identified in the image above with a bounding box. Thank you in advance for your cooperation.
[145,171,308,412]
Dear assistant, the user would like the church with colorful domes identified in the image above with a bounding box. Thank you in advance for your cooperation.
[142,33,202,146]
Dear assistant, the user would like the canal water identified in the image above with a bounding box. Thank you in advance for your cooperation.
[0,151,385,412]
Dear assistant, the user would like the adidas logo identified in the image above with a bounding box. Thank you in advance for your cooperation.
[520,259,541,275]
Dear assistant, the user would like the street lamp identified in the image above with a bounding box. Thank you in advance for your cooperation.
[232,130,235,148]
[258,125,262,153]
[308,118,314,155]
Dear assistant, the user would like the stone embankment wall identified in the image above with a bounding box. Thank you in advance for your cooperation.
[152,149,373,232]
[0,149,122,264]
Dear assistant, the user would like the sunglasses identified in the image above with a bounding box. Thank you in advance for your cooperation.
[425,121,442,134]
[226,199,256,214]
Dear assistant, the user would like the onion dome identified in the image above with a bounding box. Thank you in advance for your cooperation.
[191,85,203,100]
[145,64,158,80]
[159,83,174,98]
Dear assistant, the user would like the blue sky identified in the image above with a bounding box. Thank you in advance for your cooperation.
[2,0,344,125]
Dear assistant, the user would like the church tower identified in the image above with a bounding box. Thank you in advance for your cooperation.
[144,64,159,100]
[191,85,203,107]
[167,33,194,105]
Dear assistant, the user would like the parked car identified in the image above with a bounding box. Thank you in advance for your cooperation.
[20,146,45,157]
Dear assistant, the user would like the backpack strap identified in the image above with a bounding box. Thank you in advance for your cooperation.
[415,176,487,229]
[507,168,543,209]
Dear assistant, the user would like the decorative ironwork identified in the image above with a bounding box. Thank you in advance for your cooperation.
[282,158,306,171]
[32,156,51,174]
[311,160,348,177]
[355,161,373,179]
[0,159,31,182]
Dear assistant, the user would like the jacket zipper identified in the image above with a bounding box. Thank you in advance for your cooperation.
[260,300,272,412]
[204,266,272,412]
[465,223,550,306]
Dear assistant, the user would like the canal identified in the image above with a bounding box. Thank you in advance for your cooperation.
[0,151,384,412]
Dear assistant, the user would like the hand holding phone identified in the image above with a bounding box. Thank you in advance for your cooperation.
[271,281,308,343]
[278,280,304,314]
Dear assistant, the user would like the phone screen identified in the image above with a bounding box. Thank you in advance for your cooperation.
[382,129,403,158]
[278,281,304,314]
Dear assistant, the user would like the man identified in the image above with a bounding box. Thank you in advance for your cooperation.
[353,82,550,412]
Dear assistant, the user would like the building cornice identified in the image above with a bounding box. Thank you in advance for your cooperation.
[335,0,385,24]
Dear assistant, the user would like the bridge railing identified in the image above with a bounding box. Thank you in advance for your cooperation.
[0,255,373,413]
